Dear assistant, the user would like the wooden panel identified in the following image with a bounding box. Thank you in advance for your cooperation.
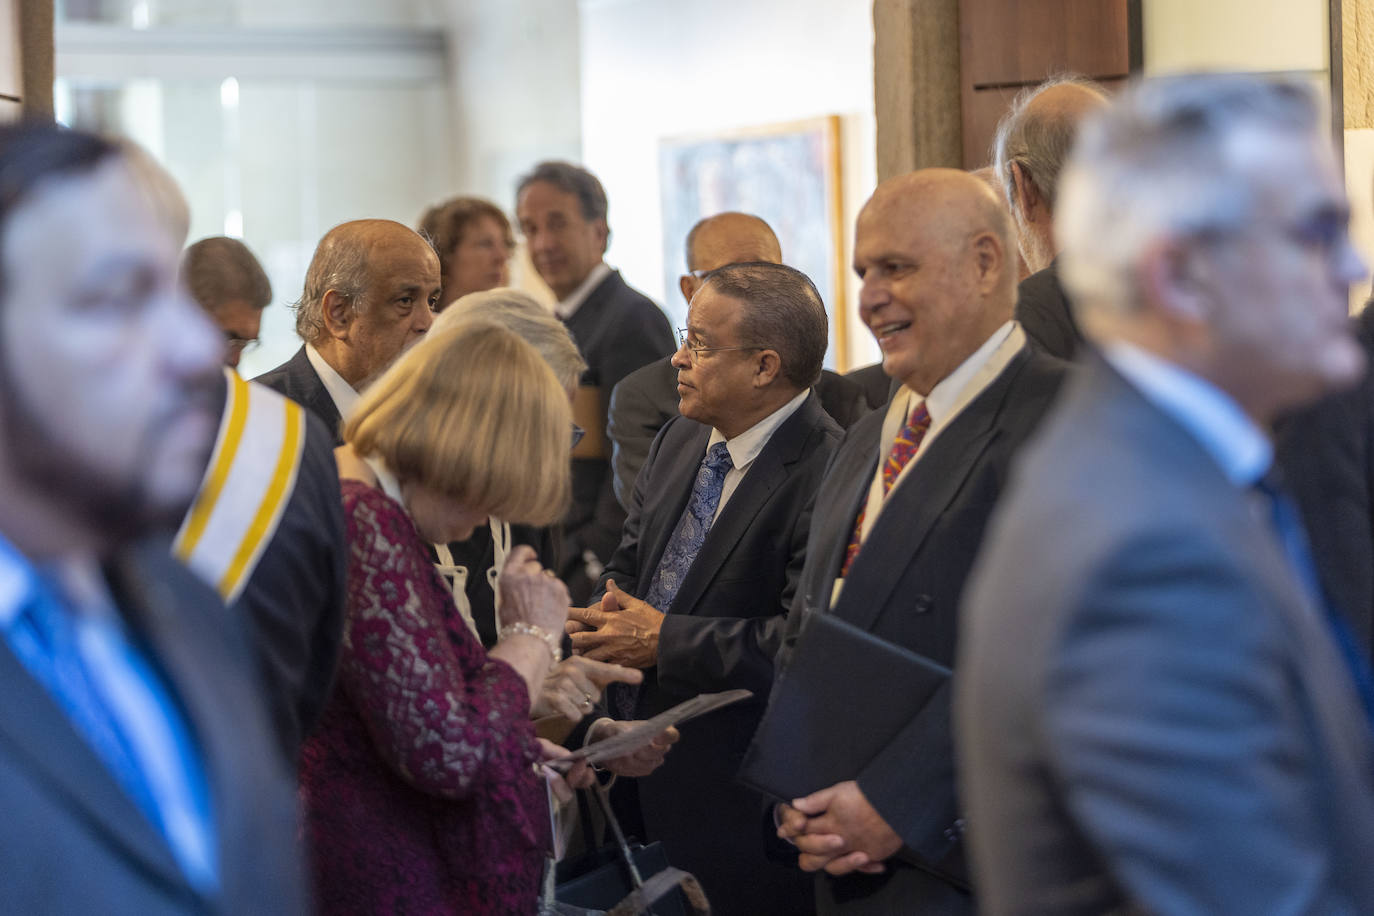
[961,0,1131,86]
[0,0,19,101]
[963,76,1127,167]
[958,0,1134,167]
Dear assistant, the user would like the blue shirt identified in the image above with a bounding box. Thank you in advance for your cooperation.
[0,533,218,891]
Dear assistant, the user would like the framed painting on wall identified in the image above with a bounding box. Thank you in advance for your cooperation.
[658,115,850,369]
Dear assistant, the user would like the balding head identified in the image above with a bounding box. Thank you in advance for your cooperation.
[994,76,1109,271]
[854,168,1018,395]
[294,219,440,386]
[680,212,783,305]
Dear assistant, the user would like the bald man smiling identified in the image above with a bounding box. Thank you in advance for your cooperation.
[765,169,1067,915]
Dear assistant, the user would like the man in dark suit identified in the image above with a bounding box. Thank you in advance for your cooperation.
[0,124,304,912]
[1276,298,1374,660]
[517,162,677,600]
[992,76,1107,359]
[607,211,869,509]
[770,169,1065,915]
[180,237,347,764]
[569,262,842,915]
[958,75,1374,914]
[254,218,441,443]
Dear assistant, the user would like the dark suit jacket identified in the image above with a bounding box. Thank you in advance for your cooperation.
[254,345,343,445]
[597,392,842,916]
[0,539,306,914]
[561,271,676,598]
[1015,259,1080,360]
[607,358,871,510]
[845,362,896,411]
[1276,301,1374,659]
[777,345,1066,915]
[230,393,347,762]
[241,358,351,760]
[958,353,1374,914]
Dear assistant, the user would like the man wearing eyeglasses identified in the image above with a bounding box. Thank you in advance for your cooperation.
[180,238,350,766]
[959,74,1374,914]
[181,236,272,370]
[606,212,870,511]
[568,261,840,915]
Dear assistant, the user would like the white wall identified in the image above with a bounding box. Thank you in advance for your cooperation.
[578,0,878,370]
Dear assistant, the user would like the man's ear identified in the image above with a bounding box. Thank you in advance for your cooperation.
[754,349,783,388]
[321,289,354,342]
[594,219,610,256]
[1140,238,1210,324]
[971,231,1006,293]
[679,275,698,306]
[1010,162,1045,221]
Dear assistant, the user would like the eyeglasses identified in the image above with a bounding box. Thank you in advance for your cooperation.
[676,328,766,361]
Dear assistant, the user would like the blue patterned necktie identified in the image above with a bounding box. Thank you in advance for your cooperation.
[610,442,733,719]
[644,441,734,612]
[1254,472,1374,730]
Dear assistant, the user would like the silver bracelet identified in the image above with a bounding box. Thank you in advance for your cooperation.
[498,621,563,665]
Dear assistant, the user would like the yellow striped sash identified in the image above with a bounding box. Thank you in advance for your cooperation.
[173,368,307,604]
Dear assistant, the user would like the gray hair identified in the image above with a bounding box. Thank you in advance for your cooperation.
[992,75,1107,216]
[292,224,371,345]
[701,261,827,389]
[516,161,609,225]
[434,287,587,391]
[1056,74,1321,319]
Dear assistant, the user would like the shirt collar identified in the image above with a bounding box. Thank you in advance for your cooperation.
[0,531,34,630]
[924,321,1017,426]
[1102,339,1272,487]
[707,388,810,472]
[0,534,109,630]
[555,262,612,320]
[885,321,1022,445]
[305,342,360,422]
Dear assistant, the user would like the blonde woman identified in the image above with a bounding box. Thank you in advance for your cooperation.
[300,322,590,915]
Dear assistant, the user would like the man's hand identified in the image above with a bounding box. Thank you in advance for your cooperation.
[532,656,644,722]
[568,580,664,668]
[779,781,901,876]
[588,719,680,777]
[566,588,620,636]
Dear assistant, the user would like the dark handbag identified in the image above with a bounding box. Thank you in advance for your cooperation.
[542,782,709,916]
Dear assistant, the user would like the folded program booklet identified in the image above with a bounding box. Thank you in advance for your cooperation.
[737,611,950,802]
[544,688,753,771]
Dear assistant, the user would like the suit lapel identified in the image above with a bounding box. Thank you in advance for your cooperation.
[288,348,343,443]
[835,350,1030,630]
[804,416,883,609]
[668,397,825,615]
[109,544,253,904]
[0,597,184,889]
[640,422,710,589]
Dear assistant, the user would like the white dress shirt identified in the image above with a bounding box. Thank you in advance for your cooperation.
[1102,340,1271,486]
[705,388,810,522]
[554,262,612,320]
[305,342,360,423]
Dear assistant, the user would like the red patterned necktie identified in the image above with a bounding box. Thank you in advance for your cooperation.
[841,401,932,577]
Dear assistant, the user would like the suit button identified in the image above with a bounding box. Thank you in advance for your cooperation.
[912,594,933,614]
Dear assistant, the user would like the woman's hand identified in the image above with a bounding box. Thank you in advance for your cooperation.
[537,737,595,802]
[532,656,643,722]
[497,545,569,635]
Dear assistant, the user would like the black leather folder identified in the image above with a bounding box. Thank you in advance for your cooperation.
[737,610,951,801]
